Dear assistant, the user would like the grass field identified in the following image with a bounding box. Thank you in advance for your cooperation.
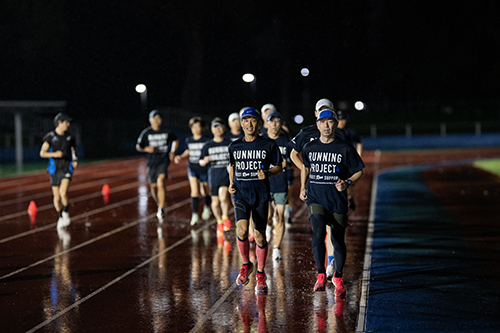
[474,158,500,177]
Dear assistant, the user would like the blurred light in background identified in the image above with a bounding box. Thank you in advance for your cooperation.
[242,73,255,83]
[354,101,365,111]
[300,68,310,77]
[294,114,304,124]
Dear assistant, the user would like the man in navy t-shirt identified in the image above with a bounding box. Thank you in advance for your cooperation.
[300,109,365,296]
[136,110,179,220]
[228,107,282,293]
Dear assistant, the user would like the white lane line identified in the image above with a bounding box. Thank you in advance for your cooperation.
[1,197,192,280]
[355,170,379,333]
[189,283,238,333]
[0,179,189,243]
[0,178,188,223]
[24,220,216,333]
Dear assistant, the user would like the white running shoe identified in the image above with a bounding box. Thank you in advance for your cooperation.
[201,205,211,220]
[266,225,273,242]
[190,213,200,226]
[157,207,165,220]
[60,212,71,227]
[326,258,335,281]
[272,247,282,260]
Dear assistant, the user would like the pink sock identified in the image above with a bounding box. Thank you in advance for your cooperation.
[237,237,250,263]
[256,243,268,271]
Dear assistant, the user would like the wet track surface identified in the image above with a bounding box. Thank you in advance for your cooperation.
[1,147,499,332]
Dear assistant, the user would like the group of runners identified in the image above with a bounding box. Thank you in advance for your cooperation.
[40,98,364,298]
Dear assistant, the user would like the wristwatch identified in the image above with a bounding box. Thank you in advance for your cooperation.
[346,179,352,187]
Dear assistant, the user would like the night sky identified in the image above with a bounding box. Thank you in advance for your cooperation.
[1,1,499,121]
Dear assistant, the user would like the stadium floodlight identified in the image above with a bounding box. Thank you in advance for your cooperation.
[300,68,310,77]
[294,114,304,124]
[242,73,255,83]
[135,84,147,94]
[354,101,365,111]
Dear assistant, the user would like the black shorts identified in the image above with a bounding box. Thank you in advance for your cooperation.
[50,170,72,186]
[209,168,230,196]
[148,164,168,184]
[233,199,269,232]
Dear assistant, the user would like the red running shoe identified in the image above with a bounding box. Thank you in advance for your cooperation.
[314,273,326,291]
[256,271,268,293]
[222,218,232,231]
[333,276,346,297]
[236,262,253,286]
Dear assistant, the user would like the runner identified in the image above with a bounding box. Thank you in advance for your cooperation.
[263,111,289,261]
[336,110,363,211]
[226,112,244,142]
[174,117,211,225]
[229,107,283,292]
[136,110,179,220]
[199,117,232,234]
[299,109,365,296]
[40,113,78,229]
[289,98,349,280]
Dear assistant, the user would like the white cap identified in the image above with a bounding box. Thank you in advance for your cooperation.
[261,103,276,114]
[315,98,334,111]
[228,112,239,123]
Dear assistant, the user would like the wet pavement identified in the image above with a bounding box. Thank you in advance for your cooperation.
[1,147,499,332]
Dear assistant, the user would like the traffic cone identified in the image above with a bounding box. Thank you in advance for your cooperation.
[101,183,110,195]
[27,200,37,223]
[101,184,110,204]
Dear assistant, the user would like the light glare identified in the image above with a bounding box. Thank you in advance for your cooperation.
[301,68,310,77]
[294,114,304,124]
[135,84,147,94]
[242,73,255,83]
[354,101,365,111]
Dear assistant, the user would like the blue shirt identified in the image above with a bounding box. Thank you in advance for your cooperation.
[228,136,282,206]
[200,138,231,187]
[302,138,364,214]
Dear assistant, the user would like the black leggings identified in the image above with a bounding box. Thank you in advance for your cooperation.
[310,213,347,275]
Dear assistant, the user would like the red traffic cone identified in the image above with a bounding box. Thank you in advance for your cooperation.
[101,183,110,195]
[27,200,37,223]
[101,184,110,204]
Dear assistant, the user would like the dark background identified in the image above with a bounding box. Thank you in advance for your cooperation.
[1,1,500,158]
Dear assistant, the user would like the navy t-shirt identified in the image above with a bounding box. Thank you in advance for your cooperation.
[302,138,365,214]
[136,126,177,168]
[200,137,231,187]
[289,124,349,153]
[228,136,282,206]
[185,136,210,174]
[263,132,289,193]
[225,131,244,142]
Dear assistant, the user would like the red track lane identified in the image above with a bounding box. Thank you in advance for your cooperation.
[1,148,499,332]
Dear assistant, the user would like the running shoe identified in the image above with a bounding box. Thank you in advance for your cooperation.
[236,262,253,286]
[201,205,211,220]
[190,213,199,226]
[326,258,335,281]
[222,217,232,231]
[156,207,165,219]
[61,212,71,227]
[272,247,282,260]
[266,225,272,242]
[314,273,326,291]
[333,276,346,297]
[256,271,268,293]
